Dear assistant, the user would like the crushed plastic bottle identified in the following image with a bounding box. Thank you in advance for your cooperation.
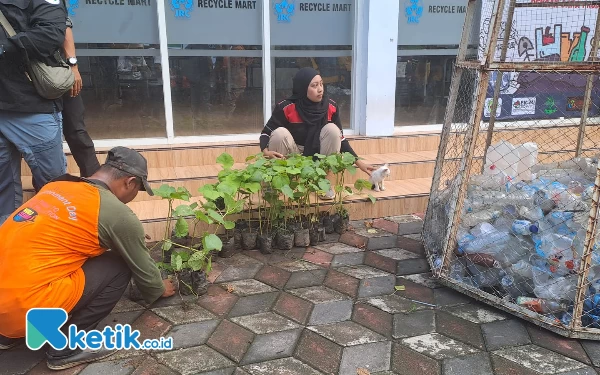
[519,206,544,222]
[469,222,497,237]
[512,220,539,235]
[462,211,501,228]
[462,229,511,254]
[516,296,570,314]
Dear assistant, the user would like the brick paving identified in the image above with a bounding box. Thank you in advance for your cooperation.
[3,215,600,375]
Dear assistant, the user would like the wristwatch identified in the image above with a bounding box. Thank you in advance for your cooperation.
[67,57,78,66]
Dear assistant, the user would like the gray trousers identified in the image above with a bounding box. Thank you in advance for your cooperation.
[268,123,342,156]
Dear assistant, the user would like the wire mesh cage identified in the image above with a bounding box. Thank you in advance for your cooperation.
[423,0,600,339]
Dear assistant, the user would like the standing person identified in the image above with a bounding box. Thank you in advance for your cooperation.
[259,67,375,198]
[60,13,101,177]
[0,147,176,370]
[0,0,68,225]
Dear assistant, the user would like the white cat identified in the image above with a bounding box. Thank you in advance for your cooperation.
[370,164,391,192]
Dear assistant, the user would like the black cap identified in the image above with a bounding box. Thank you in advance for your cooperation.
[105,146,154,196]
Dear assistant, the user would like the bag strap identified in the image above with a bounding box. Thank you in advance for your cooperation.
[0,8,17,37]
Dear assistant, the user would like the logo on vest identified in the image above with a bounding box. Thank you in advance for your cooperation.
[13,208,38,223]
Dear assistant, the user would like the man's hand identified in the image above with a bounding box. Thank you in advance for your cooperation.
[263,148,284,159]
[356,159,377,176]
[70,67,82,97]
[161,278,176,298]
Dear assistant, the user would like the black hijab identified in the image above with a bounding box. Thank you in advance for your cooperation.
[288,67,329,156]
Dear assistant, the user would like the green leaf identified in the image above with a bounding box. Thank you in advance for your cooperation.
[316,167,327,176]
[203,233,223,251]
[187,251,205,271]
[207,209,225,225]
[244,182,262,193]
[301,166,315,178]
[216,152,235,169]
[297,185,306,193]
[174,204,195,217]
[223,220,236,230]
[174,217,189,237]
[286,167,301,175]
[394,285,406,291]
[326,154,339,167]
[273,165,286,173]
[153,184,176,199]
[318,179,331,192]
[170,187,192,201]
[281,185,294,199]
[199,184,222,201]
[217,181,237,196]
[354,179,373,191]
[368,194,376,204]
[272,175,290,189]
[314,153,326,159]
[346,165,357,175]
[342,152,356,165]
[344,186,353,194]
[171,253,183,271]
[174,250,190,262]
[245,154,257,162]
[162,240,173,251]
[206,256,212,273]
[195,210,210,224]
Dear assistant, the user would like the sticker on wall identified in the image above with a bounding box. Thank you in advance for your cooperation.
[405,0,424,24]
[511,97,536,116]
[171,0,193,19]
[274,0,294,23]
[566,96,585,111]
[484,98,502,118]
[66,0,79,16]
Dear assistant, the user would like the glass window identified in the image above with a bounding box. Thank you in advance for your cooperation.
[169,45,264,136]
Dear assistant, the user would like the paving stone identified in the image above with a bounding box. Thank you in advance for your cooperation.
[112,298,145,313]
[526,324,592,365]
[166,320,220,349]
[243,357,322,375]
[219,279,276,297]
[207,320,255,363]
[215,262,263,283]
[307,320,388,347]
[393,309,436,339]
[336,265,396,298]
[365,294,431,314]
[230,312,301,334]
[314,242,364,255]
[493,344,590,374]
[198,285,239,317]
[254,265,291,289]
[397,221,423,236]
[395,258,431,276]
[352,303,393,338]
[339,340,391,374]
[402,233,422,241]
[481,319,531,351]
[323,269,360,298]
[442,353,494,375]
[79,358,138,375]
[332,252,365,267]
[433,287,473,307]
[295,328,343,374]
[157,346,235,375]
[152,305,217,325]
[272,292,313,325]
[391,342,441,375]
[288,285,353,325]
[0,345,46,375]
[398,273,442,289]
[391,278,435,304]
[216,253,264,269]
[396,237,425,256]
[302,248,333,267]
[228,292,279,318]
[444,303,508,324]
[350,221,394,238]
[284,269,328,289]
[558,368,599,375]
[272,259,322,272]
[233,369,250,375]
[131,356,179,375]
[207,262,227,283]
[372,218,400,234]
[582,340,600,367]
[143,294,198,309]
[435,310,486,350]
[367,235,399,251]
[28,361,87,375]
[339,232,368,249]
[490,354,541,375]
[244,250,292,264]
[98,310,145,330]
[239,329,302,365]
[401,333,480,360]
[386,214,423,225]
[130,311,172,341]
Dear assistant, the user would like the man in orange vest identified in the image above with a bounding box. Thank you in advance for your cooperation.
[0,146,176,370]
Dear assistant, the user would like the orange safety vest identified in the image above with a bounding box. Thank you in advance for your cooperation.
[0,181,105,338]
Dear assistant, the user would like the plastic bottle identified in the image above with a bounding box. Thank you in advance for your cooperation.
[449,259,467,281]
[468,262,504,288]
[462,211,501,228]
[462,230,511,254]
[483,140,520,180]
[516,142,538,182]
[501,275,523,299]
[516,296,569,314]
[519,206,544,222]
[464,253,501,268]
[469,222,497,237]
[511,220,539,235]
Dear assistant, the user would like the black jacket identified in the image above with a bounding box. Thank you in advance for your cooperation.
[0,0,67,113]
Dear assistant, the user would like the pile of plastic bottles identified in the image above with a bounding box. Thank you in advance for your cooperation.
[443,141,600,328]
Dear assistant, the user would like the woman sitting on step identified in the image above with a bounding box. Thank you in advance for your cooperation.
[259,67,376,199]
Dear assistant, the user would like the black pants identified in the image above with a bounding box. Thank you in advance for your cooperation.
[47,251,132,358]
[62,93,101,178]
